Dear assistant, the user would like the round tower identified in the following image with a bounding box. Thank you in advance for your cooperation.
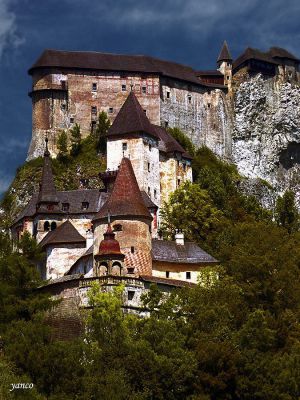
[93,157,153,276]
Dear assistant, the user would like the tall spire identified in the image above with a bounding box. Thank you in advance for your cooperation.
[93,157,152,223]
[37,137,59,207]
[217,41,232,63]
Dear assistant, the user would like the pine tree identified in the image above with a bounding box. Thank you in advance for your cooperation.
[70,123,82,156]
[94,111,111,153]
[57,130,68,162]
[275,190,299,233]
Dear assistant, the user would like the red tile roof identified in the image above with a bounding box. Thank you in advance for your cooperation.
[39,220,86,248]
[93,157,152,223]
[107,92,159,139]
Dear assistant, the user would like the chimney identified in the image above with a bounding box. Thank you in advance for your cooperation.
[175,229,184,246]
[86,229,94,249]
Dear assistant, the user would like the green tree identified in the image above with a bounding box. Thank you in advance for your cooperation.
[70,123,82,156]
[167,127,195,156]
[94,111,111,153]
[275,190,299,233]
[56,130,68,162]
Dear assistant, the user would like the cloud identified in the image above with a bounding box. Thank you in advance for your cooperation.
[0,137,28,154]
[0,0,22,58]
[0,175,12,195]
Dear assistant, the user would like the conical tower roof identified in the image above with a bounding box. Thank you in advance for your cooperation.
[37,138,59,204]
[96,223,125,258]
[93,157,152,223]
[107,92,159,139]
[217,41,232,63]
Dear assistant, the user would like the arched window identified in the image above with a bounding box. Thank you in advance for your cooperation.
[51,222,57,231]
[99,263,108,276]
[112,262,121,276]
[44,221,50,231]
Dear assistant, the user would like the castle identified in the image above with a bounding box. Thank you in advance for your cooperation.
[27,42,299,162]
[12,91,217,314]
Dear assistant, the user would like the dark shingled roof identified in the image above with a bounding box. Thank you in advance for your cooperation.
[196,70,223,76]
[12,190,108,226]
[37,141,59,205]
[153,125,192,159]
[217,41,232,63]
[107,92,159,139]
[39,220,86,248]
[267,47,299,61]
[152,239,217,264]
[29,49,207,86]
[140,275,196,288]
[141,191,158,209]
[93,158,152,222]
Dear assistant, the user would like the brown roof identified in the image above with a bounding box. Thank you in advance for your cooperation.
[153,125,192,159]
[267,47,299,61]
[141,191,158,209]
[107,92,159,139]
[29,49,207,86]
[217,41,232,62]
[39,220,86,248]
[152,239,218,264]
[37,141,59,205]
[93,157,152,223]
[196,70,223,76]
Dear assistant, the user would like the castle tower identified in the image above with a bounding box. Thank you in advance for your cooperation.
[94,223,125,276]
[217,41,233,89]
[106,92,160,208]
[35,138,62,242]
[93,157,153,276]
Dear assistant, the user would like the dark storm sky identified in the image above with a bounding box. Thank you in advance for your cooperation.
[1,0,300,195]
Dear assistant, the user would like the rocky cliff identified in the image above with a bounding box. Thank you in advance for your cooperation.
[231,74,300,206]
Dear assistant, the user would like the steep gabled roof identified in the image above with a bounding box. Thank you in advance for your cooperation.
[93,157,152,222]
[233,47,279,70]
[107,92,159,139]
[153,125,193,159]
[217,41,232,63]
[152,239,218,264]
[39,220,86,248]
[37,139,59,205]
[267,47,299,61]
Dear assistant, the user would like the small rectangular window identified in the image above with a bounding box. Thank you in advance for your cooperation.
[128,290,135,300]
[142,86,147,94]
[148,162,150,172]
[154,189,157,198]
[91,106,97,115]
[131,246,135,254]
[127,267,134,274]
[177,179,181,187]
[62,203,69,211]
[70,117,74,123]
[82,202,89,210]
[61,103,66,111]
[226,76,230,80]
[186,272,191,280]
[188,94,192,103]
[121,84,126,91]
[122,142,127,151]
[108,107,113,113]
[143,109,147,114]
[166,91,170,99]
[149,143,152,151]
[92,82,97,91]
[165,121,169,128]
[166,271,170,278]
[148,186,151,196]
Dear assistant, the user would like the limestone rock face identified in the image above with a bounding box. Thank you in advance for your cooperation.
[232,75,300,205]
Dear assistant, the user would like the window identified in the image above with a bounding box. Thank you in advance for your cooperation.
[131,246,135,254]
[62,203,69,212]
[143,109,147,114]
[51,222,57,231]
[70,117,74,123]
[149,143,152,151]
[108,107,113,113]
[44,221,50,231]
[177,179,181,187]
[207,103,211,109]
[154,189,157,199]
[113,224,123,232]
[226,76,230,80]
[186,272,191,280]
[148,186,151,196]
[165,121,169,128]
[91,106,97,115]
[127,267,134,274]
[83,265,87,274]
[128,290,135,301]
[121,84,126,91]
[142,86,146,94]
[61,103,66,111]
[82,202,89,210]
[188,94,192,104]
[91,120,96,132]
[183,163,186,171]
[148,162,150,172]
[122,142,127,151]
[61,80,66,90]
[166,91,170,99]
[92,82,97,91]
[166,271,170,278]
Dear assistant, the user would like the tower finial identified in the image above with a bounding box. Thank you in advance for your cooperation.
[108,208,111,224]
[44,135,50,157]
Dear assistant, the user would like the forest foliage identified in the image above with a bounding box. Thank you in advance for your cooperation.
[0,128,299,399]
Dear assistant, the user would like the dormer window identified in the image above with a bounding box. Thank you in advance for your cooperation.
[82,202,89,210]
[51,222,57,231]
[44,221,50,231]
[62,203,70,212]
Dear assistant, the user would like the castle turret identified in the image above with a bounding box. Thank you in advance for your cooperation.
[94,223,125,276]
[93,157,153,276]
[217,41,232,88]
